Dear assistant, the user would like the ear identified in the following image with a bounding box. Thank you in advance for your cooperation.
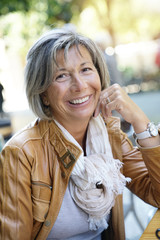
[41,93,50,106]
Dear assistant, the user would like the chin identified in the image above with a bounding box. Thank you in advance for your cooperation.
[74,113,93,122]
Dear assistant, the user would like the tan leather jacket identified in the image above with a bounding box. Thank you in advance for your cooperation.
[0,117,160,240]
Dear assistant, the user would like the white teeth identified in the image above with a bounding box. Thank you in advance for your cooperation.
[70,96,89,104]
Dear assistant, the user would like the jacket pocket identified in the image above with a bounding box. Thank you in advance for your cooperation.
[31,182,52,222]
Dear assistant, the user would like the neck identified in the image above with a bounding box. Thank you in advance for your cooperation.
[59,119,89,150]
[68,122,88,149]
[75,127,87,153]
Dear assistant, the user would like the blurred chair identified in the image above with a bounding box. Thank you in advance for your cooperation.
[0,116,12,149]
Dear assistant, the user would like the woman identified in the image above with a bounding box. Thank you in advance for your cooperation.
[0,28,160,240]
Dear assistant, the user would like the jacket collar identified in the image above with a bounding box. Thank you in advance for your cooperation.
[48,120,82,170]
[36,116,120,171]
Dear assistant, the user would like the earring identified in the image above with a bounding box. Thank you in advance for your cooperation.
[44,99,49,106]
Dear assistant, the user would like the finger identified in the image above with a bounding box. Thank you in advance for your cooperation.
[94,98,101,117]
[94,94,111,117]
[101,100,112,119]
[106,97,111,104]
[101,84,117,98]
[94,86,114,117]
[95,97,112,119]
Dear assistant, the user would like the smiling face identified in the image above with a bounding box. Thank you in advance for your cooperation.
[42,45,101,129]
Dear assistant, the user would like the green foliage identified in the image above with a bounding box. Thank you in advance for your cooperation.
[1,0,160,63]
[45,0,72,24]
[0,0,82,26]
[0,0,84,61]
[0,0,30,15]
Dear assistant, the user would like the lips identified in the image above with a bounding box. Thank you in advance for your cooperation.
[69,96,89,104]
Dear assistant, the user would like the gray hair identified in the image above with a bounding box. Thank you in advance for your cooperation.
[25,28,110,120]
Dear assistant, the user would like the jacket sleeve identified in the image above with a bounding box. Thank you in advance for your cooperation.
[0,145,33,240]
[121,131,160,207]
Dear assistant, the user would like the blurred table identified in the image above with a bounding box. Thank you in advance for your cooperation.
[139,209,160,240]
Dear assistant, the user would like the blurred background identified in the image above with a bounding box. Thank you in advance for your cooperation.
[0,0,160,239]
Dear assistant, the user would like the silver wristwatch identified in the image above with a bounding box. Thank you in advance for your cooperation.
[133,122,159,140]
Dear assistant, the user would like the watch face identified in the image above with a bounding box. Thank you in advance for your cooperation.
[149,123,158,136]
[151,129,158,136]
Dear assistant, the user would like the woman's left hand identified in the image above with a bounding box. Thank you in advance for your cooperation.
[94,84,150,131]
[94,84,160,147]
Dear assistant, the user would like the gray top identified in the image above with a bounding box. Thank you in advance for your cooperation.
[47,182,106,240]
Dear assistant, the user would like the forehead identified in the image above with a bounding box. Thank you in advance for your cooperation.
[55,44,92,65]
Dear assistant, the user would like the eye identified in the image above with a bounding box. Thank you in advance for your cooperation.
[56,74,66,79]
[82,67,92,72]
[55,73,70,81]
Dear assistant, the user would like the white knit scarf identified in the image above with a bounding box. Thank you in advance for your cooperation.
[54,115,131,231]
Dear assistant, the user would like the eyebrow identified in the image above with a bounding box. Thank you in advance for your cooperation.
[81,62,91,66]
[56,62,92,72]
[56,68,66,72]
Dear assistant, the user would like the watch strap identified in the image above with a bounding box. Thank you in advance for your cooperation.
[133,122,159,140]
[134,130,151,140]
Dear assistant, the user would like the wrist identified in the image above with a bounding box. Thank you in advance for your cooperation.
[130,112,150,132]
[133,122,160,140]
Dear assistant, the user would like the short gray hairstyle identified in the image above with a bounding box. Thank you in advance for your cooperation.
[25,28,110,120]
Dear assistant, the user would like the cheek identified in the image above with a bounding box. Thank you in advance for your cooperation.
[92,78,101,102]
[96,89,101,103]
[47,83,65,101]
[94,76,101,92]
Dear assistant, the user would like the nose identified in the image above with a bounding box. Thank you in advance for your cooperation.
[71,74,87,92]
